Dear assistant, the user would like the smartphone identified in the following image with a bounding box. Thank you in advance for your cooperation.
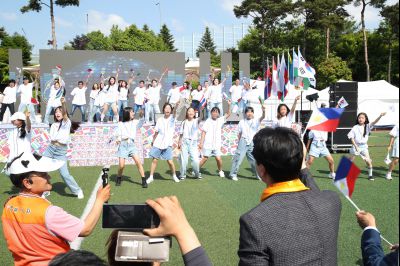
[102,204,160,229]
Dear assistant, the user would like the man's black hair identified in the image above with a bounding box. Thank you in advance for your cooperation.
[49,250,106,266]
[9,171,49,189]
[245,106,254,113]
[122,107,133,122]
[252,127,303,182]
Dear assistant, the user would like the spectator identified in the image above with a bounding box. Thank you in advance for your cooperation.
[1,152,111,266]
[356,211,399,266]
[49,250,106,266]
[238,127,342,266]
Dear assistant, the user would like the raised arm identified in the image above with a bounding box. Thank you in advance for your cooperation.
[224,100,232,120]
[259,104,266,123]
[60,97,69,121]
[25,111,32,133]
[290,95,301,115]
[199,131,206,151]
[158,67,168,84]
[371,112,386,127]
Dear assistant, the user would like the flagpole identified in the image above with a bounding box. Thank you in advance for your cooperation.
[344,195,393,246]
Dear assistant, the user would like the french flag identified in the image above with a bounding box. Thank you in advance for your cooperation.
[334,157,361,198]
[307,108,344,132]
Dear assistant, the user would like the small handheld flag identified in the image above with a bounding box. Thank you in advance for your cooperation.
[307,108,344,132]
[334,157,361,198]
[30,98,39,105]
[337,97,349,108]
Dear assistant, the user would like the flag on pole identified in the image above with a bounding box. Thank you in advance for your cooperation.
[307,108,344,132]
[288,50,294,85]
[278,53,288,102]
[271,57,279,96]
[334,157,361,198]
[298,48,315,80]
[264,59,272,100]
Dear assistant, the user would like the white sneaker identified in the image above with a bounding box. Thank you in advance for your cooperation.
[219,170,225,178]
[147,176,154,184]
[386,173,393,180]
[329,173,336,179]
[231,175,238,181]
[173,175,180,183]
[77,190,84,199]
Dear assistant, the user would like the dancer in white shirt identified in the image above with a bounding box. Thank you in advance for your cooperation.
[70,80,88,122]
[17,75,38,123]
[101,69,120,122]
[274,96,300,128]
[144,70,167,125]
[386,124,399,180]
[132,80,146,113]
[43,78,65,124]
[0,79,18,123]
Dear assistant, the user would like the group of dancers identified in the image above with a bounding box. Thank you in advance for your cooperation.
[2,69,398,198]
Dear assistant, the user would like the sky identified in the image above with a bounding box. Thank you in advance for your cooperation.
[0,0,398,57]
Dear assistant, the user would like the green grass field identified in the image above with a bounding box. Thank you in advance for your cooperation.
[0,132,398,265]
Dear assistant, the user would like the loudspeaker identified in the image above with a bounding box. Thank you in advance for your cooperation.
[295,110,312,127]
[329,82,358,126]
[328,128,353,151]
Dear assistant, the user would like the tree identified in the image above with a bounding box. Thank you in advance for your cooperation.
[316,55,352,89]
[85,31,111,51]
[69,34,89,50]
[20,0,80,49]
[352,0,386,81]
[196,27,217,57]
[142,24,150,32]
[159,24,177,52]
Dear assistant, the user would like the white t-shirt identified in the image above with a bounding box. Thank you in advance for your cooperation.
[133,86,146,105]
[146,85,161,105]
[202,117,225,149]
[89,89,99,100]
[104,84,119,103]
[153,116,175,149]
[116,119,144,141]
[17,83,33,104]
[2,86,17,104]
[180,119,199,140]
[238,118,260,144]
[167,87,181,104]
[347,124,373,145]
[50,119,72,144]
[208,85,223,103]
[309,130,328,143]
[7,128,32,162]
[95,90,106,107]
[118,87,129,101]
[274,112,294,128]
[390,125,399,138]
[230,85,243,102]
[48,86,62,108]
[191,90,203,101]
[180,89,190,100]
[71,87,87,105]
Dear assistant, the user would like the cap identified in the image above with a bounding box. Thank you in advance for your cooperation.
[5,152,65,175]
[10,112,26,122]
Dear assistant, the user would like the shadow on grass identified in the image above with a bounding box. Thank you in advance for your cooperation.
[3,186,19,195]
[51,182,76,197]
[110,174,143,186]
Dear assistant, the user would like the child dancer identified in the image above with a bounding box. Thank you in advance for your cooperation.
[147,103,180,184]
[229,105,265,181]
[44,78,65,124]
[199,101,231,177]
[0,79,17,123]
[274,95,300,128]
[115,107,147,188]
[178,107,201,180]
[7,112,32,163]
[43,97,84,198]
[386,124,399,180]
[348,112,386,181]
[306,130,336,179]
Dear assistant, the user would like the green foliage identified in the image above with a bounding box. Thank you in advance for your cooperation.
[20,0,79,13]
[316,55,353,89]
[196,27,217,57]
[159,24,177,52]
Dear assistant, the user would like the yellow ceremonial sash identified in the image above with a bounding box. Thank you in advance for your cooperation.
[260,179,309,202]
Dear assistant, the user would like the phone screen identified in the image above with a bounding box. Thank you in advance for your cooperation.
[102,204,160,229]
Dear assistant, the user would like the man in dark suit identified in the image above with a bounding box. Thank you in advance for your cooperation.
[238,127,342,266]
[356,211,399,266]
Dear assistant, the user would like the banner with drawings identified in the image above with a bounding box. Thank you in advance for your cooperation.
[0,122,301,167]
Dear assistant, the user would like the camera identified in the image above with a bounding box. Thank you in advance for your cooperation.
[101,165,110,188]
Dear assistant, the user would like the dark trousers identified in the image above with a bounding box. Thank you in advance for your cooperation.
[0,103,15,121]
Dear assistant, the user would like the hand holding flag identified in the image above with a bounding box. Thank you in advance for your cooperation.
[338,97,349,108]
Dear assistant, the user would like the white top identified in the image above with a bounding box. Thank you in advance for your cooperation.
[7,128,32,162]
[89,89,100,100]
[202,117,225,149]
[71,86,87,105]
[17,83,33,104]
[238,118,261,144]
[167,87,181,104]
[146,85,162,105]
[309,130,328,143]
[133,86,146,105]
[191,90,203,101]
[229,85,243,102]
[49,119,72,144]
[180,119,199,140]
[2,86,17,104]
[153,116,175,149]
[104,84,119,103]
[208,84,223,103]
[274,112,294,128]
[347,124,373,145]
[115,119,144,142]
[389,125,398,138]
[95,90,106,107]
[118,87,129,101]
[48,86,62,108]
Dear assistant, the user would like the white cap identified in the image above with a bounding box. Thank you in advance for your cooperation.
[10,112,26,122]
[5,152,65,175]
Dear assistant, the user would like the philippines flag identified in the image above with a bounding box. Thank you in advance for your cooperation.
[307,108,344,132]
[334,157,361,198]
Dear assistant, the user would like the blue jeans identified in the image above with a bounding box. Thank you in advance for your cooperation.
[179,139,200,178]
[208,102,223,117]
[229,138,258,178]
[88,99,101,122]
[71,104,86,122]
[18,103,36,123]
[44,144,82,195]
[145,103,160,124]
[134,104,144,113]
[118,100,128,118]
[44,104,55,124]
